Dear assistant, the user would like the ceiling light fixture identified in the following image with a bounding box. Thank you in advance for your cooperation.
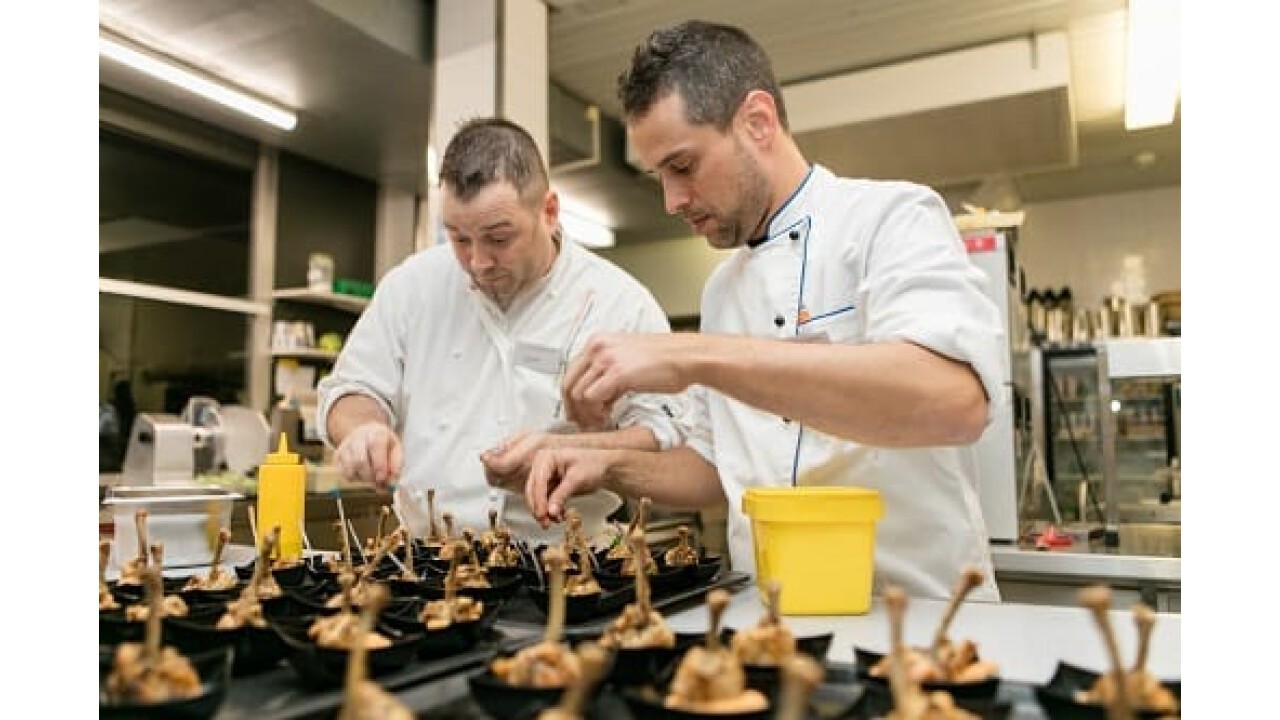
[1124,0,1180,130]
[99,33,297,132]
[557,195,615,249]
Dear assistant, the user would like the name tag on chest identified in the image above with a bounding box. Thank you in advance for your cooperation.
[514,341,562,375]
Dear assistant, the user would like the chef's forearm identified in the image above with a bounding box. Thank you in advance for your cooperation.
[689,334,987,447]
[325,393,392,446]
[556,424,659,452]
[602,445,725,510]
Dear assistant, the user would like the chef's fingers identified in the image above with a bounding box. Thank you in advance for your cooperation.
[566,363,612,430]
[367,431,399,492]
[481,429,534,474]
[387,438,403,484]
[525,452,555,528]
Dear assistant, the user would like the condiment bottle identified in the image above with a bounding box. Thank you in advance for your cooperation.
[257,433,306,560]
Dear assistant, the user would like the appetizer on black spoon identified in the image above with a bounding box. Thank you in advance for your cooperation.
[596,528,682,686]
[869,567,998,684]
[180,528,244,605]
[384,539,498,659]
[775,655,826,720]
[336,584,415,720]
[102,564,232,719]
[469,546,589,719]
[535,641,612,720]
[881,586,978,720]
[726,580,833,702]
[166,528,290,676]
[659,588,770,715]
[126,544,191,622]
[1036,585,1179,719]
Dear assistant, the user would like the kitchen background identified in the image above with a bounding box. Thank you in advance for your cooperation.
[97,0,1181,445]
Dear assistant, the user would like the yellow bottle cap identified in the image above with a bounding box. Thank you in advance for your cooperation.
[265,433,300,465]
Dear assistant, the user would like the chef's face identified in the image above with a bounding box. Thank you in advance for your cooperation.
[628,91,772,249]
[443,181,558,310]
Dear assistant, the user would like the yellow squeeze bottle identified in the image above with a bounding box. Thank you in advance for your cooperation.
[257,433,306,560]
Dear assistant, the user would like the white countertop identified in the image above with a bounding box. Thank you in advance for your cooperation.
[662,583,1181,685]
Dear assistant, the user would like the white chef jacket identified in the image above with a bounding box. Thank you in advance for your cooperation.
[316,239,686,547]
[687,165,1006,602]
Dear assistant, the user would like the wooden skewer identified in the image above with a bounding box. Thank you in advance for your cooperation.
[544,641,609,720]
[99,540,113,591]
[543,546,569,645]
[142,564,165,665]
[210,528,231,575]
[442,541,465,626]
[463,529,482,568]
[401,529,416,579]
[337,571,356,617]
[442,512,455,544]
[1131,604,1155,675]
[335,520,352,572]
[630,529,651,616]
[134,509,149,567]
[340,583,391,720]
[247,504,259,550]
[299,519,313,555]
[375,506,390,549]
[249,529,276,593]
[764,579,783,626]
[705,588,730,652]
[1079,585,1133,720]
[929,565,985,656]
[427,489,441,542]
[885,586,927,720]
[776,654,825,720]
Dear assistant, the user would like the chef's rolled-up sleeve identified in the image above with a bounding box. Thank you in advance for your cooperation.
[855,187,1008,425]
[315,272,408,446]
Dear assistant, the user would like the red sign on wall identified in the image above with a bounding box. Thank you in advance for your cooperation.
[963,233,998,253]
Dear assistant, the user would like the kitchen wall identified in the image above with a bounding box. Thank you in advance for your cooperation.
[1019,185,1181,309]
[599,184,1182,321]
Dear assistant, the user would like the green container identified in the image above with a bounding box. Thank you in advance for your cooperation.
[333,278,374,298]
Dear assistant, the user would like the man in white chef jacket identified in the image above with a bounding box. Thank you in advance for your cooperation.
[520,21,1006,601]
[316,118,686,547]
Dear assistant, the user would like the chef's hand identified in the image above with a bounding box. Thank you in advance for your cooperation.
[333,421,402,492]
[479,429,560,493]
[524,447,614,528]
[562,332,691,430]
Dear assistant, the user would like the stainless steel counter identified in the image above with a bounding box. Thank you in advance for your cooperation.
[989,523,1180,610]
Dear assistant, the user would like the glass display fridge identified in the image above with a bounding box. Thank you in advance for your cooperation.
[1021,338,1181,553]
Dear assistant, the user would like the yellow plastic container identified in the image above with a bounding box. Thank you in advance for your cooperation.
[256,434,307,560]
[742,486,883,615]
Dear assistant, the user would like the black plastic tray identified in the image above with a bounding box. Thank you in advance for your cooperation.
[210,626,513,720]
[495,570,752,633]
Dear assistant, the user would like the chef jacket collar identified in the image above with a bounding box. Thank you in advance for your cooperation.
[747,164,818,250]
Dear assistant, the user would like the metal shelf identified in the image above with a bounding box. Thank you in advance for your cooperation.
[270,347,339,361]
[271,287,369,313]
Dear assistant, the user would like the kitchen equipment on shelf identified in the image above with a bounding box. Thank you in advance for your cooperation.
[122,398,269,486]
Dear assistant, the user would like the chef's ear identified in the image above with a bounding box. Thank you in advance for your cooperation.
[738,89,779,144]
[541,189,561,236]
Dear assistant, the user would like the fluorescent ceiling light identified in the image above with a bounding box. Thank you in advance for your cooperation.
[557,196,615,249]
[99,34,297,131]
[560,207,615,249]
[1124,0,1180,130]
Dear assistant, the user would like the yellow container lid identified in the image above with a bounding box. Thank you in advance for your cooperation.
[742,486,883,524]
